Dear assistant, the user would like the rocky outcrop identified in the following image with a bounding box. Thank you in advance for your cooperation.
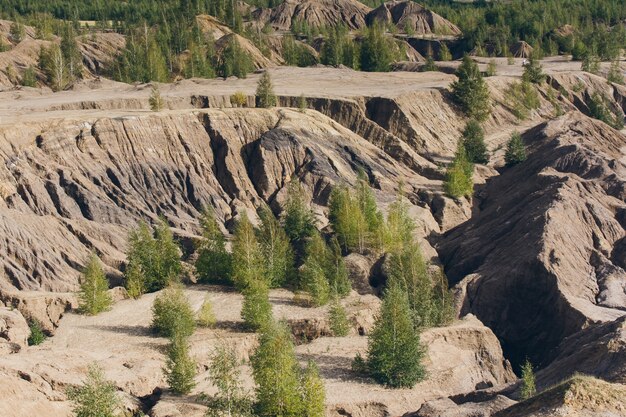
[409,396,515,417]
[264,0,372,31]
[214,33,282,69]
[367,1,462,37]
[438,113,626,368]
[0,308,29,354]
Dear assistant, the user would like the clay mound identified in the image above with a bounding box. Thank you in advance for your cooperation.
[438,112,626,369]
[214,32,281,69]
[266,0,372,31]
[366,1,461,37]
[509,40,533,58]
[0,20,37,45]
[78,32,125,75]
[195,14,232,40]
[495,376,626,417]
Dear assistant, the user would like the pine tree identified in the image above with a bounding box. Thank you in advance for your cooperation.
[300,361,326,417]
[241,279,273,332]
[197,296,217,328]
[451,55,491,122]
[607,61,624,85]
[300,233,332,306]
[328,298,350,337]
[360,24,400,72]
[195,208,232,284]
[149,85,164,111]
[422,56,437,72]
[164,329,196,395]
[439,44,452,61]
[206,344,253,416]
[505,132,527,166]
[220,36,254,79]
[251,321,302,416]
[67,364,120,417]
[365,283,425,388]
[283,181,316,261]
[520,359,536,400]
[328,237,351,298]
[27,320,47,346]
[257,206,295,288]
[231,214,265,289]
[256,71,277,108]
[522,55,545,84]
[462,119,489,164]
[444,141,474,199]
[78,253,112,315]
[151,285,196,338]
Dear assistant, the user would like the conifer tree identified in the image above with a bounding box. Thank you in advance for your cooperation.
[164,329,196,395]
[328,237,351,298]
[149,85,164,111]
[505,132,527,166]
[439,44,452,61]
[241,279,273,332]
[300,233,332,306]
[197,296,217,328]
[607,61,624,85]
[205,344,253,416]
[422,56,437,72]
[124,260,145,299]
[195,208,232,284]
[444,141,474,199]
[328,297,350,337]
[27,320,47,346]
[67,364,120,417]
[231,214,265,289]
[522,55,545,84]
[300,361,326,417]
[256,71,277,108]
[78,253,112,315]
[520,359,536,400]
[581,53,600,74]
[462,119,489,164]
[451,55,491,121]
[152,218,182,290]
[365,283,425,388]
[220,37,254,78]
[360,24,399,72]
[251,321,302,416]
[257,206,295,288]
[283,181,316,260]
[151,285,196,338]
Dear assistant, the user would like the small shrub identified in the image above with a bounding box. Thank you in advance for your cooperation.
[607,61,624,85]
[486,59,497,76]
[151,286,196,338]
[581,54,600,74]
[27,320,46,346]
[520,359,536,400]
[67,364,120,417]
[505,132,527,166]
[439,44,452,61]
[230,91,247,107]
[197,296,217,328]
[298,94,307,112]
[149,86,164,111]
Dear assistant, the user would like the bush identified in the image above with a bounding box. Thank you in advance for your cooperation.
[505,132,527,166]
[230,91,247,107]
[522,55,545,84]
[505,80,540,120]
[27,320,46,346]
[232,214,265,289]
[255,71,277,108]
[520,359,536,400]
[607,61,624,85]
[444,142,474,199]
[21,65,37,87]
[581,54,600,74]
[151,286,196,338]
[164,330,196,395]
[205,344,253,416]
[365,283,425,388]
[298,94,307,112]
[149,86,164,111]
[241,280,273,332]
[486,59,497,76]
[67,364,120,417]
[197,296,217,328]
[451,55,491,122]
[328,298,350,337]
[195,209,232,284]
[461,119,489,164]
[78,253,112,315]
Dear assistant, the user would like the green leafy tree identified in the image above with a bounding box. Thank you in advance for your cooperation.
[283,181,316,261]
[360,24,400,72]
[164,329,196,395]
[149,85,164,111]
[220,36,254,78]
[328,298,350,337]
[78,253,112,315]
[124,260,145,299]
[153,219,183,290]
[300,259,331,307]
[151,285,196,338]
[461,119,489,164]
[505,132,527,166]
[256,71,277,108]
[67,364,120,417]
[197,296,217,328]
[300,361,326,417]
[451,55,491,121]
[205,344,253,417]
[444,142,474,199]
[522,55,545,84]
[384,194,415,253]
[251,321,302,416]
[607,61,624,85]
[520,359,536,400]
[21,66,37,87]
[27,320,47,346]
[241,280,273,332]
[581,53,600,74]
[257,206,295,288]
[365,283,425,388]
[195,208,232,284]
[10,21,25,43]
[231,214,265,289]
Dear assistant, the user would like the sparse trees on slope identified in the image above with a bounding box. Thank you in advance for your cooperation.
[257,206,295,288]
[78,253,112,315]
[231,214,265,289]
[505,132,527,166]
[365,283,425,388]
[195,208,232,284]
[607,61,624,85]
[451,55,491,122]
[255,71,277,108]
[67,364,120,417]
[462,119,489,164]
